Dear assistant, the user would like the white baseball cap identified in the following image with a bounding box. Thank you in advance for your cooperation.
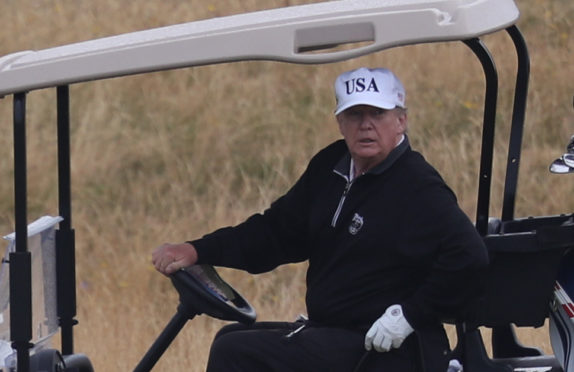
[334,67,406,115]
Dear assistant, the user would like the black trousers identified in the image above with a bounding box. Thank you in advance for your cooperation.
[206,321,421,372]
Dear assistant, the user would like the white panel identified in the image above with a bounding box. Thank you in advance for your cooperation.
[0,0,519,96]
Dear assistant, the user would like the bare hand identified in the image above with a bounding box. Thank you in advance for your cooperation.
[152,242,198,275]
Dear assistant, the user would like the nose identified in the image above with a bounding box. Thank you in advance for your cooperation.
[358,113,374,129]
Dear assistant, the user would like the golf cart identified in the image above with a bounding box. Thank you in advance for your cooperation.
[0,0,573,371]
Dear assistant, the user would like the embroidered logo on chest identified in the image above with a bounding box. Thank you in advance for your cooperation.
[348,213,364,235]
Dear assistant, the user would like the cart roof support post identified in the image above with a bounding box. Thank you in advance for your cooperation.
[501,25,530,222]
[56,85,78,356]
[11,92,32,372]
[462,38,498,236]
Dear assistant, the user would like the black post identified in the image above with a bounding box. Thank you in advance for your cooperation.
[133,310,191,372]
[56,85,78,355]
[463,38,499,236]
[11,92,32,372]
[501,26,530,222]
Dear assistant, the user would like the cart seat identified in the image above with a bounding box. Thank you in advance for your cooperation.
[453,216,574,372]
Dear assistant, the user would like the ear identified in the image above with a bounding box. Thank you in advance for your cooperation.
[396,111,408,133]
[336,114,345,135]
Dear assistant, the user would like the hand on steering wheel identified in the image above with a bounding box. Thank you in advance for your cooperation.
[152,242,198,275]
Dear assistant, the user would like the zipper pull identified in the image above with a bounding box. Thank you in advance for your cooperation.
[331,181,352,227]
[285,323,306,338]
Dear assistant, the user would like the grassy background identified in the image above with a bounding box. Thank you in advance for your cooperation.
[0,0,573,370]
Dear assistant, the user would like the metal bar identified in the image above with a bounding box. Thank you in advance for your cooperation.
[13,93,28,253]
[133,311,190,372]
[57,85,72,230]
[11,92,32,372]
[56,85,78,355]
[10,253,32,372]
[463,38,499,236]
[56,228,77,355]
[501,25,530,221]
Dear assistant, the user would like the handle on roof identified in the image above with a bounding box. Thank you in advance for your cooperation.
[293,22,375,54]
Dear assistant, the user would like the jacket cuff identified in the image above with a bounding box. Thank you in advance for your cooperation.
[187,239,216,265]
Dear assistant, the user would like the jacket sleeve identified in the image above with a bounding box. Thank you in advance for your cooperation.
[191,161,315,274]
[398,181,489,329]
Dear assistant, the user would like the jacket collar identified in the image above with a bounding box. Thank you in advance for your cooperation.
[334,135,410,178]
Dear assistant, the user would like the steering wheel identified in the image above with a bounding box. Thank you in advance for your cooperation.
[170,264,256,324]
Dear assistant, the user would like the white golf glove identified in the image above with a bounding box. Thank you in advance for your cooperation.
[364,304,414,352]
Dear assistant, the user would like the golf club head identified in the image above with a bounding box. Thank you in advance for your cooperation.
[550,135,574,174]
[550,157,574,174]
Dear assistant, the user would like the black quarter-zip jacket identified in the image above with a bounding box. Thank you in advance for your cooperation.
[193,136,488,331]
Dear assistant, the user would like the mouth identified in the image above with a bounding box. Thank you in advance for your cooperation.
[358,138,375,144]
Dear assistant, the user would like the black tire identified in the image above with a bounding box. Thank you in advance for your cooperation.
[63,353,95,372]
[29,349,65,372]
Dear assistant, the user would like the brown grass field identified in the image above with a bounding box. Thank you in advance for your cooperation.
[0,0,573,370]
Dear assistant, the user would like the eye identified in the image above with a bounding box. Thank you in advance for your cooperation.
[345,109,362,119]
[373,108,387,117]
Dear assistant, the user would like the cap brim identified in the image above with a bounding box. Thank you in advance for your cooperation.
[334,99,397,115]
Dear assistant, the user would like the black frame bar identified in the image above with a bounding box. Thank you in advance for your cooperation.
[11,92,32,372]
[56,85,78,356]
[501,25,530,222]
[133,310,191,372]
[462,38,498,236]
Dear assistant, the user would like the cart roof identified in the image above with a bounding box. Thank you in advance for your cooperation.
[0,0,519,96]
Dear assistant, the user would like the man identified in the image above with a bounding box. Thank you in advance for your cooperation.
[153,67,488,371]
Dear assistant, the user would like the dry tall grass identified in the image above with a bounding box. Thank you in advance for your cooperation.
[0,0,573,371]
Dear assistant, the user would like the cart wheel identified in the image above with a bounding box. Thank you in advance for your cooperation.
[29,349,65,372]
[63,353,95,372]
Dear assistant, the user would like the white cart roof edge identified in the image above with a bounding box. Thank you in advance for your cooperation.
[0,0,519,96]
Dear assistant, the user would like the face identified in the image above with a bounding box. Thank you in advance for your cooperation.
[337,105,407,171]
